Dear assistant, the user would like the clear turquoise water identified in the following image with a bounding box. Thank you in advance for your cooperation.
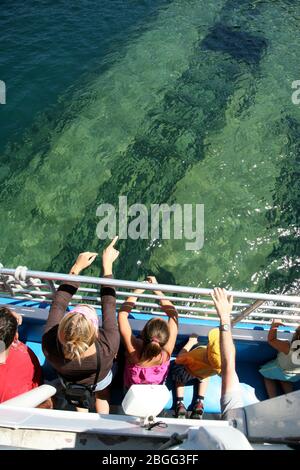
[0,0,299,293]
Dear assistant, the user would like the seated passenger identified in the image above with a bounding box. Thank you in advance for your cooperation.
[118,276,178,389]
[259,320,300,398]
[42,238,120,414]
[172,327,221,419]
[0,307,42,403]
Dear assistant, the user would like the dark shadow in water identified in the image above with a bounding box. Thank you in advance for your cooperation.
[151,266,177,286]
[202,23,267,64]
[50,1,269,284]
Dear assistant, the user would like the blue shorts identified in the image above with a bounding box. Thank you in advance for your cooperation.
[259,359,300,382]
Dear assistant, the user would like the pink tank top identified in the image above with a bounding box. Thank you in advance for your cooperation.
[124,351,170,388]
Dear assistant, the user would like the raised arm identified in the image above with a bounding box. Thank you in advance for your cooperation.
[211,287,238,396]
[44,252,98,333]
[118,288,145,357]
[100,237,120,353]
[147,276,178,357]
[267,319,290,354]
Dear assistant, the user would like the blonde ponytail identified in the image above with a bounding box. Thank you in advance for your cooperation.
[58,311,97,362]
[62,339,91,362]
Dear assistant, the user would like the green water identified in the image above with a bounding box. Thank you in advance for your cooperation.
[0,0,299,293]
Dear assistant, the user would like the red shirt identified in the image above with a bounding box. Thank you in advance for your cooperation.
[0,341,42,403]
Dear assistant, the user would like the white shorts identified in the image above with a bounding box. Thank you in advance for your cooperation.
[94,362,117,392]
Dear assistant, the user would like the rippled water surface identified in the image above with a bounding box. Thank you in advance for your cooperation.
[0,0,299,292]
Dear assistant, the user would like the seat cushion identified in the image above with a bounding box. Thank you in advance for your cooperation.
[25,341,45,366]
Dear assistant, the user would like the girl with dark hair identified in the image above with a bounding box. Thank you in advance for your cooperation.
[118,276,178,388]
[259,319,300,398]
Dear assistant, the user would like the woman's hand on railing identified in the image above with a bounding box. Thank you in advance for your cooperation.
[132,288,146,296]
[271,318,285,328]
[70,252,98,275]
[146,276,177,317]
[147,276,164,297]
[102,236,120,276]
[124,286,145,304]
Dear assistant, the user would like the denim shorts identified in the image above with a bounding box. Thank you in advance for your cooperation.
[259,359,300,382]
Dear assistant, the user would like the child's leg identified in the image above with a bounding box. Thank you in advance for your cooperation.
[279,381,293,395]
[264,377,278,398]
[197,377,209,399]
[95,386,110,414]
[176,382,185,401]
[190,378,209,419]
[175,381,187,418]
[173,335,200,419]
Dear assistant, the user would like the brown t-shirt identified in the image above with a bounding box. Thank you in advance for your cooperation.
[42,277,120,386]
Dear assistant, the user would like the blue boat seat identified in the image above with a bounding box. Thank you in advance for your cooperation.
[26,341,45,366]
[25,341,58,381]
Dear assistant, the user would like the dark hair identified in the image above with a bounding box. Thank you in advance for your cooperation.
[140,318,169,361]
[0,307,18,349]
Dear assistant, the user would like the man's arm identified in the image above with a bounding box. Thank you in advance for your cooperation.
[211,287,238,396]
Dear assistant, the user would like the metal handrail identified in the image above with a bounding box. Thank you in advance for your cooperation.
[4,284,300,313]
[0,268,299,303]
[0,267,299,325]
[3,294,299,326]
[2,287,300,321]
[57,286,300,312]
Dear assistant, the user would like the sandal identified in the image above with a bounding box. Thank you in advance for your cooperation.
[175,401,187,419]
[190,400,204,419]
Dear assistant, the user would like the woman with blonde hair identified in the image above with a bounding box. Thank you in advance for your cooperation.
[42,237,120,413]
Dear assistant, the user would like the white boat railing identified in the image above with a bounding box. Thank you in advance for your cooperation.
[0,266,299,326]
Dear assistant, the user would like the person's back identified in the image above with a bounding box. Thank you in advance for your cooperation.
[124,348,170,388]
[0,307,42,403]
[118,276,178,389]
[42,242,121,413]
[277,346,300,375]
